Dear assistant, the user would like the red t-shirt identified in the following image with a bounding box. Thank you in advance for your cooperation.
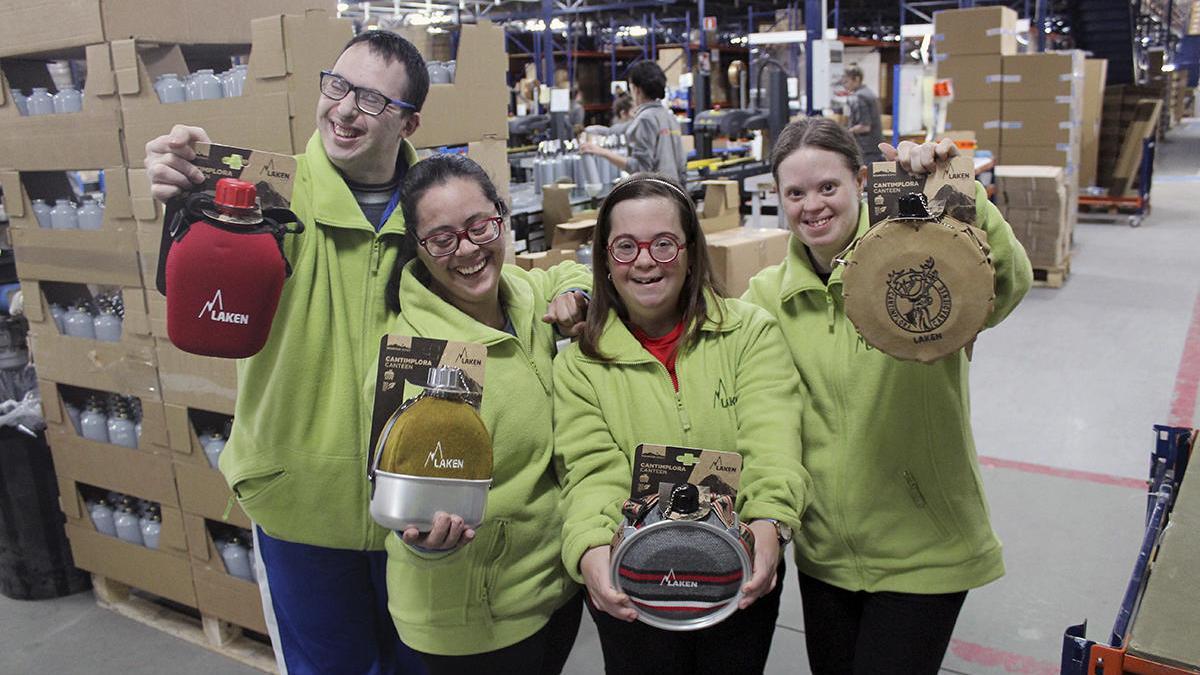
[630,320,686,391]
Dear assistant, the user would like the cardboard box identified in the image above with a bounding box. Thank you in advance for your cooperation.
[50,425,178,506]
[182,514,266,632]
[103,0,328,45]
[64,522,196,606]
[146,289,168,338]
[406,22,509,148]
[514,249,578,271]
[705,227,790,297]
[1000,100,1077,147]
[190,558,268,634]
[936,55,1004,101]
[155,340,239,415]
[0,44,125,170]
[0,1,329,58]
[994,165,1065,194]
[657,47,687,87]
[468,138,510,203]
[163,402,236,469]
[1079,59,1108,189]
[3,169,144,286]
[175,462,250,529]
[1001,52,1084,101]
[41,377,170,452]
[551,219,595,250]
[23,283,160,398]
[58,477,189,559]
[998,144,1080,170]
[114,10,353,169]
[700,180,741,233]
[933,7,1018,57]
[945,100,1001,150]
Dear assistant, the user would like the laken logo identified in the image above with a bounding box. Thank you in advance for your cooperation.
[713,378,738,408]
[199,289,250,325]
[660,569,699,588]
[455,347,483,366]
[709,455,737,473]
[425,441,465,470]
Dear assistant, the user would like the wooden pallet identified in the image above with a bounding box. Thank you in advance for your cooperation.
[91,575,276,673]
[1032,256,1070,289]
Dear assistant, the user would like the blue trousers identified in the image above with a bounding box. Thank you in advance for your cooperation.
[256,527,426,675]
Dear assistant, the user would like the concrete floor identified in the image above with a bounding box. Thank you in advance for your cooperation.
[3,121,1199,675]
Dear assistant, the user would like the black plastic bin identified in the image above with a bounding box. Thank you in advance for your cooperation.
[0,427,90,600]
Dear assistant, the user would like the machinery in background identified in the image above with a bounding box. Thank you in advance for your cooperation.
[692,59,790,163]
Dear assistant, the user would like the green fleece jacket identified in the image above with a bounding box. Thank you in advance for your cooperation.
[382,260,587,655]
[742,182,1032,594]
[553,296,812,583]
[219,131,418,550]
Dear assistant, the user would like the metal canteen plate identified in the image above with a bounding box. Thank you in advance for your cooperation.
[842,213,994,363]
[369,470,490,532]
[610,512,752,631]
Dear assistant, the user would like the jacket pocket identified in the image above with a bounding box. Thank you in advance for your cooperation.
[387,519,508,628]
[230,466,289,506]
[479,519,510,616]
[901,470,951,539]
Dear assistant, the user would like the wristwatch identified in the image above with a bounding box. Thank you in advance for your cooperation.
[759,518,793,545]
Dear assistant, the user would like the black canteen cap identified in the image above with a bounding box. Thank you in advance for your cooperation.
[898,192,931,218]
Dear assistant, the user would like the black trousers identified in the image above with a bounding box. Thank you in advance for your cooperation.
[415,591,583,675]
[798,572,967,675]
[588,560,787,675]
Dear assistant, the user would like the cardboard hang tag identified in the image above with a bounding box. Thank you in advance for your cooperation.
[632,444,742,502]
[192,142,297,209]
[367,335,488,474]
[867,155,975,226]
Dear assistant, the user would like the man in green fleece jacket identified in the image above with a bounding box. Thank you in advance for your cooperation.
[144,31,585,675]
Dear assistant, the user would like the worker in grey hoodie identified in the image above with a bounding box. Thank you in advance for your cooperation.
[581,61,687,185]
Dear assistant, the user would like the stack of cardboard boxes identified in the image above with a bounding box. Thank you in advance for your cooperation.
[0,1,512,650]
[1098,85,1165,196]
[935,6,1015,158]
[993,165,1070,270]
[0,1,341,639]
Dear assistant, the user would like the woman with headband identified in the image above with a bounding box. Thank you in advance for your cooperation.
[553,173,811,674]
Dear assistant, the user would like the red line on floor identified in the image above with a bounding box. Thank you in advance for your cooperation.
[978,455,1146,490]
[1168,289,1200,428]
[948,638,1059,675]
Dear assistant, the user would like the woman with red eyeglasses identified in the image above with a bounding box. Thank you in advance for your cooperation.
[552,173,812,674]
[374,153,591,674]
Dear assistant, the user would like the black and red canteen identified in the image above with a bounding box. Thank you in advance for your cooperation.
[610,483,754,631]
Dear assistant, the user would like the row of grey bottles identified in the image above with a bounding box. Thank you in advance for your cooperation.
[531,137,626,200]
[87,492,162,550]
[153,65,249,104]
[212,526,258,582]
[9,86,83,115]
[64,393,143,449]
[30,195,104,230]
[48,292,125,342]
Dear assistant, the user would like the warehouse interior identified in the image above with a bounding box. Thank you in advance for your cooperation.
[1,1,1198,674]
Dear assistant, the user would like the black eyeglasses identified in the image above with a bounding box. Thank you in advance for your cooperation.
[607,234,685,264]
[319,71,415,116]
[418,217,505,257]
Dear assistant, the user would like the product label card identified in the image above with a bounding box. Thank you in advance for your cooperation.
[632,444,742,502]
[192,142,297,209]
[867,155,975,225]
[367,335,488,474]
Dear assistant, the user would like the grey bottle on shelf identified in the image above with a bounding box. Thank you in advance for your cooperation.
[31,198,52,228]
[25,88,54,116]
[52,85,82,113]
